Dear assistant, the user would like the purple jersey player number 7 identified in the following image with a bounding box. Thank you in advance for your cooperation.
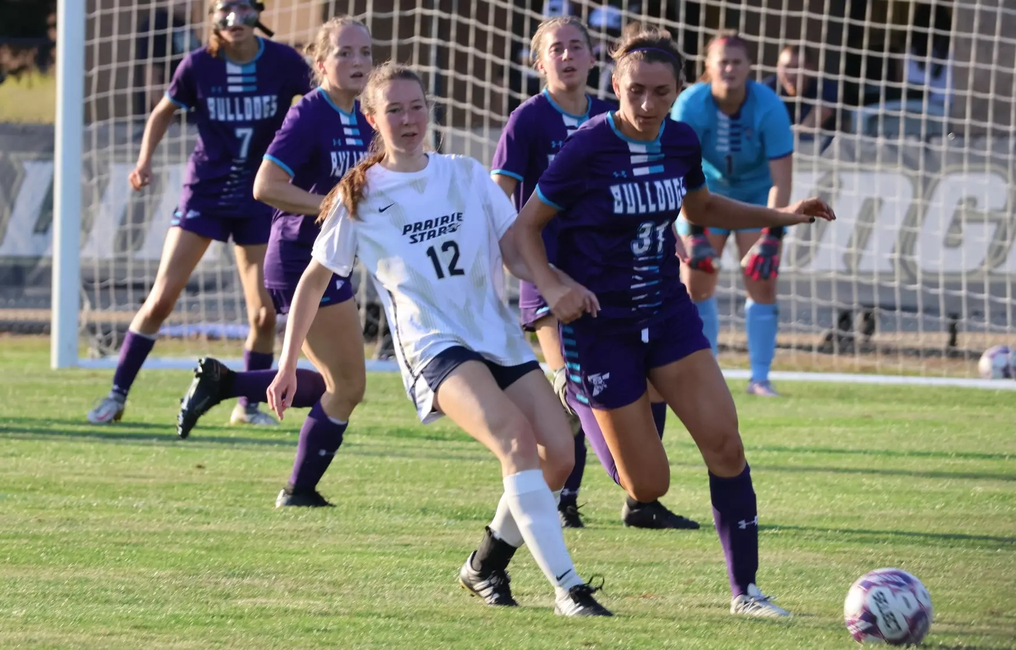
[87,1,311,429]
[166,32,312,241]
[516,24,835,618]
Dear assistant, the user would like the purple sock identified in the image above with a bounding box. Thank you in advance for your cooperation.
[238,350,273,408]
[569,393,621,486]
[651,401,667,440]
[289,400,347,490]
[559,430,587,508]
[228,368,326,408]
[710,464,759,597]
[110,331,156,399]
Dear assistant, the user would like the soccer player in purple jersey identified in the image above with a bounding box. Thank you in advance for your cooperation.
[87,1,312,427]
[268,63,611,616]
[174,18,373,508]
[489,16,697,533]
[515,25,835,618]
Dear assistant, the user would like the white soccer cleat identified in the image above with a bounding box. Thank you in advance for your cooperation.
[87,396,125,424]
[731,583,791,618]
[229,403,279,427]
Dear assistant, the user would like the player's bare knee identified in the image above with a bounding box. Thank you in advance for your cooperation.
[746,281,778,304]
[542,437,575,489]
[704,432,746,475]
[498,417,541,471]
[249,304,275,335]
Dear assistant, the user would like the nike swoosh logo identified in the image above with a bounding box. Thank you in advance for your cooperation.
[379,203,396,213]
[555,568,573,582]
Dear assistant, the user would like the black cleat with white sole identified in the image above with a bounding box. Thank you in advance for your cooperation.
[554,581,613,617]
[558,503,585,529]
[459,550,518,606]
[176,357,232,439]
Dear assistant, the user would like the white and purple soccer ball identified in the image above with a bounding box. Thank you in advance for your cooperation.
[978,345,1014,380]
[844,568,933,645]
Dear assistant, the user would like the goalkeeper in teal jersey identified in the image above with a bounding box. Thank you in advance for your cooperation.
[671,30,794,396]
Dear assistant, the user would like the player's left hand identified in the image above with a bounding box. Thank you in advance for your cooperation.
[266,368,297,421]
[741,233,782,281]
[780,197,836,224]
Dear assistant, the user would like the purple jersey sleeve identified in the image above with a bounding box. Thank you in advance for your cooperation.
[287,50,314,98]
[490,109,528,183]
[264,101,312,178]
[533,134,589,214]
[166,51,197,110]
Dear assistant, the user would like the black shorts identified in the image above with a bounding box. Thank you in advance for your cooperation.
[422,346,541,395]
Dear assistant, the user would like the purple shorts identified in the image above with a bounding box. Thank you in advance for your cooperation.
[561,300,710,410]
[519,280,553,331]
[266,274,354,316]
[171,208,272,246]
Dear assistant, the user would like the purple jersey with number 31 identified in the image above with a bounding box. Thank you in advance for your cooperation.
[165,38,312,219]
[535,113,707,330]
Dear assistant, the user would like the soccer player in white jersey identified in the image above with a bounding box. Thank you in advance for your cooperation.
[265,62,611,617]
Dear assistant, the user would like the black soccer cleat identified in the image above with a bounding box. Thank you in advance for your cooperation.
[458,550,518,607]
[275,487,335,508]
[176,357,232,439]
[554,580,613,617]
[558,503,585,529]
[622,499,701,530]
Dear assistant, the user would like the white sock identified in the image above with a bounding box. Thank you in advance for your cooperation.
[553,489,562,505]
[489,490,563,549]
[489,492,524,547]
[503,469,583,595]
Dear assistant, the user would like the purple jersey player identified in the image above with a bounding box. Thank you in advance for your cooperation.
[516,25,835,618]
[490,16,696,535]
[87,1,311,428]
[175,17,373,508]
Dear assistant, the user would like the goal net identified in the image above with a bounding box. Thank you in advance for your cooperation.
[44,0,1016,376]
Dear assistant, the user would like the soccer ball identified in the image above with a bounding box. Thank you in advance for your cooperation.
[844,568,933,645]
[978,345,1013,379]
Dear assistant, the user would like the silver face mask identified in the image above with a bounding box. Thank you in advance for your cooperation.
[213,2,259,29]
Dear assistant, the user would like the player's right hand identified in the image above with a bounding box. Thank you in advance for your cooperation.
[544,278,599,324]
[683,234,721,274]
[128,161,153,191]
[266,368,297,421]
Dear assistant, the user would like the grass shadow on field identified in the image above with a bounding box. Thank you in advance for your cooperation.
[753,462,1016,483]
[0,418,293,448]
[746,443,1014,463]
[763,524,1016,550]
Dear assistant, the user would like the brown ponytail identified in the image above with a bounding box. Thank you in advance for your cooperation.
[316,61,428,223]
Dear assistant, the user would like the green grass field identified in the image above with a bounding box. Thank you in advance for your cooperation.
[1,337,1014,649]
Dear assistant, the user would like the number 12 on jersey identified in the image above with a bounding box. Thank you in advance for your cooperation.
[426,241,465,279]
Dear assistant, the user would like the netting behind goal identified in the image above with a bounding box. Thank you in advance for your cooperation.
[68,0,1015,376]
